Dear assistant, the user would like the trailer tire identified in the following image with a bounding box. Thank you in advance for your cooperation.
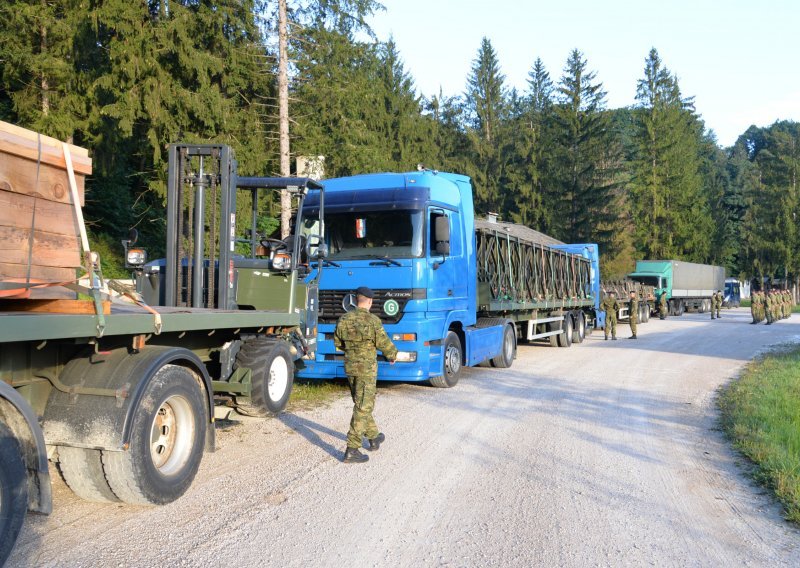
[58,446,120,503]
[234,339,294,417]
[557,316,573,348]
[572,312,586,343]
[491,324,516,368]
[0,422,28,567]
[430,332,462,388]
[102,365,206,506]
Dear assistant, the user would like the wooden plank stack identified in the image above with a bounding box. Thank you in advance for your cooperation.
[0,121,92,299]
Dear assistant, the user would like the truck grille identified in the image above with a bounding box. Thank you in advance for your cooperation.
[318,289,413,324]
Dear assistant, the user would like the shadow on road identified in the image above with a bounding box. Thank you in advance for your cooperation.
[279,413,346,459]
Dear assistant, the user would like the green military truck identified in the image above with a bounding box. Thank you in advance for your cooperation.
[0,144,326,563]
[627,260,724,316]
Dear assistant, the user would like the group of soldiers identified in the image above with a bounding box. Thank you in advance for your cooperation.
[750,289,795,325]
[599,290,640,340]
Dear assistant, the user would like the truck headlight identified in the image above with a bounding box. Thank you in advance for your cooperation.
[272,253,291,270]
[394,351,417,362]
[126,248,147,266]
[391,333,416,341]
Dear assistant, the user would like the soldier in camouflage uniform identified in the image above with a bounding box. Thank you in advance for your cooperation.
[628,290,638,339]
[750,291,759,324]
[765,290,774,325]
[334,286,398,464]
[714,290,722,319]
[755,291,765,323]
[658,291,668,320]
[600,291,620,340]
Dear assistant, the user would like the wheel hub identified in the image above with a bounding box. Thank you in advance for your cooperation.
[149,395,194,476]
[445,344,461,376]
[267,357,289,402]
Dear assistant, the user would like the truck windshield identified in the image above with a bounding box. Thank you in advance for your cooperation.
[631,276,660,287]
[326,210,424,259]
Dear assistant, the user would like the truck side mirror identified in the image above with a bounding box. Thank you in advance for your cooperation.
[434,216,450,255]
[305,234,327,259]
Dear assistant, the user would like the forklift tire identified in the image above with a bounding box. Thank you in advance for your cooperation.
[430,332,462,388]
[102,365,207,505]
[58,446,120,503]
[557,315,573,347]
[0,422,28,567]
[234,339,294,416]
[491,324,516,368]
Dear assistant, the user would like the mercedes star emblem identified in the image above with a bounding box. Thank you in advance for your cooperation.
[342,293,358,312]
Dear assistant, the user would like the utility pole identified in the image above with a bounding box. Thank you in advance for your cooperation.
[278,0,291,237]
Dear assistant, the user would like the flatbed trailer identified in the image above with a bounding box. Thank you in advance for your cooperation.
[0,140,327,563]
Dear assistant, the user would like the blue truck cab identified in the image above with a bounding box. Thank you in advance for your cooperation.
[296,170,508,385]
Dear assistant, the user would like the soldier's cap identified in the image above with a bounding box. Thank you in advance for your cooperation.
[355,286,374,299]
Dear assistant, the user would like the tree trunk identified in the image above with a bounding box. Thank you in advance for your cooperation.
[278,0,291,238]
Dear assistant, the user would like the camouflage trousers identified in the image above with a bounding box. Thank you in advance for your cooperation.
[605,317,617,339]
[629,316,637,336]
[659,305,667,319]
[346,374,379,449]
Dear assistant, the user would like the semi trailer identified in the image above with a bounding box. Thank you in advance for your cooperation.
[627,260,725,315]
[296,170,596,388]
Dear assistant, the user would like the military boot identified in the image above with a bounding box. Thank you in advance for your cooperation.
[368,433,385,451]
[343,448,369,463]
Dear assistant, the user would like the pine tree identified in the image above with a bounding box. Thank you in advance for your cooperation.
[551,49,621,254]
[628,48,712,261]
[462,37,507,213]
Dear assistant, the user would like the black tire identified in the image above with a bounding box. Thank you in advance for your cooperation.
[677,300,685,316]
[102,364,207,506]
[234,339,295,417]
[58,446,120,503]
[644,305,650,322]
[491,324,516,368]
[548,316,561,347]
[557,315,573,347]
[572,311,586,343]
[430,331,462,388]
[0,422,28,567]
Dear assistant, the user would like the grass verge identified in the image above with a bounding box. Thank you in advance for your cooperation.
[718,347,800,523]
[288,379,348,411]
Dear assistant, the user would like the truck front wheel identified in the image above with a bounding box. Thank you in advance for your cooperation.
[234,339,295,416]
[430,332,462,388]
[102,365,207,505]
[0,422,28,566]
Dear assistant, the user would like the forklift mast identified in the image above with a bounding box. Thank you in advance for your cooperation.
[164,144,323,310]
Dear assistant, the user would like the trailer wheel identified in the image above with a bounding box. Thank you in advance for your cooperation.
[557,316,573,347]
[102,365,206,506]
[234,339,294,417]
[0,422,28,566]
[58,446,120,503]
[491,324,516,368]
[572,312,586,343]
[430,332,462,388]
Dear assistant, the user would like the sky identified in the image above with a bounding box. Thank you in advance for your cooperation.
[367,0,800,147]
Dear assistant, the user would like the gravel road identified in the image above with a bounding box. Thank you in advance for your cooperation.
[8,308,800,567]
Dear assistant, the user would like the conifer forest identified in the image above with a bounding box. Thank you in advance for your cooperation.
[1,1,797,282]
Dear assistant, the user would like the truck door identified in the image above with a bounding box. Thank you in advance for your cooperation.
[428,208,467,312]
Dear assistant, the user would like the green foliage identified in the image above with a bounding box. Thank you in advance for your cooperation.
[0,2,797,288]
[550,50,623,256]
[628,48,713,262]
[719,349,800,523]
